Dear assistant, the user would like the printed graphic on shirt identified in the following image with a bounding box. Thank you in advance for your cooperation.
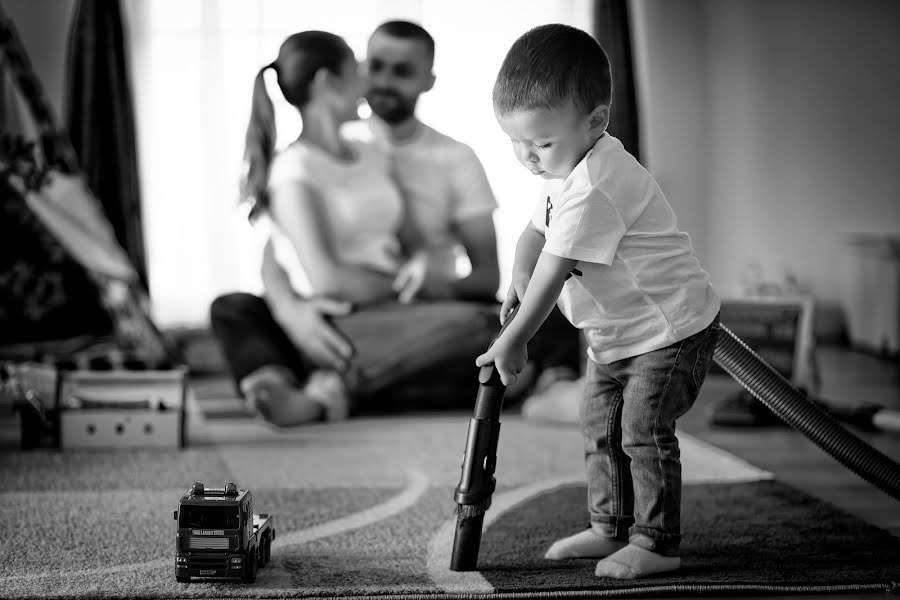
[545,194,580,280]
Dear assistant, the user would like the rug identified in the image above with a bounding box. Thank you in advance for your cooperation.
[0,412,898,599]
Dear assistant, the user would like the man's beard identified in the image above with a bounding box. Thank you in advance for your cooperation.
[366,88,417,124]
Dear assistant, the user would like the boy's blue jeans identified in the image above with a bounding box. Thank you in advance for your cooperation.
[581,314,720,556]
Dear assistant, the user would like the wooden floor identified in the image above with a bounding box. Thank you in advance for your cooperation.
[673,345,900,599]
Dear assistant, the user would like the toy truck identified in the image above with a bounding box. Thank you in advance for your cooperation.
[174,481,275,583]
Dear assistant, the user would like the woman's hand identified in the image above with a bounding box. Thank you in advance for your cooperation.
[276,296,355,372]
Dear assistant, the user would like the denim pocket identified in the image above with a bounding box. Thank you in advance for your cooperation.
[691,317,720,388]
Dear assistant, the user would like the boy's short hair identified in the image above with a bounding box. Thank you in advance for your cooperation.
[372,20,435,63]
[493,24,611,116]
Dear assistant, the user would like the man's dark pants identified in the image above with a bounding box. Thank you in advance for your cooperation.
[210,293,582,412]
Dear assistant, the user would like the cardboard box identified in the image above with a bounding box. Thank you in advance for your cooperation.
[58,368,187,449]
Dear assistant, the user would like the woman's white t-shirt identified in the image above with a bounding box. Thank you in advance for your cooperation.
[265,140,404,296]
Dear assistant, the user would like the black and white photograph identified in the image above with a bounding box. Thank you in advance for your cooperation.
[0,0,898,598]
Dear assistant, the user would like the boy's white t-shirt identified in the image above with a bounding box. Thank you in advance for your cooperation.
[345,118,497,250]
[265,139,404,296]
[532,133,720,364]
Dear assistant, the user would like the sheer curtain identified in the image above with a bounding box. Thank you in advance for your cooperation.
[123,0,592,327]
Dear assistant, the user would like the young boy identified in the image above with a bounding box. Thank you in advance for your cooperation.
[476,24,721,579]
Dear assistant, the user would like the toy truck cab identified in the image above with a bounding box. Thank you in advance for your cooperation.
[174,481,275,583]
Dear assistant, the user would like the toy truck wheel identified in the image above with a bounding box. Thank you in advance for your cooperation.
[242,549,258,583]
[263,536,273,567]
[257,536,266,568]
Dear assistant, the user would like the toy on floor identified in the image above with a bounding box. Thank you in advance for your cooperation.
[0,361,187,449]
[174,481,275,583]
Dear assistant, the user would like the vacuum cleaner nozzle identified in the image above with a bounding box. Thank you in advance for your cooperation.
[450,308,518,571]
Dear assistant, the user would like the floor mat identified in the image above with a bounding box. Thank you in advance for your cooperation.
[1,415,896,598]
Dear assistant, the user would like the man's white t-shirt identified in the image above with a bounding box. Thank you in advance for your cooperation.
[346,118,497,250]
[265,139,404,296]
[532,133,720,364]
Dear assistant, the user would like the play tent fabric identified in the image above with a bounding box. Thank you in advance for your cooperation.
[0,4,170,365]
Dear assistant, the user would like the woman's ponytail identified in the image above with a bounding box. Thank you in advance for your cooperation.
[240,32,351,220]
[240,64,277,221]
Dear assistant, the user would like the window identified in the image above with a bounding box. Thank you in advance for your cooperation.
[124,0,592,326]
[178,505,240,529]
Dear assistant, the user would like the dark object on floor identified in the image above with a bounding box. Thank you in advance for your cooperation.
[711,386,900,434]
[174,481,275,583]
[808,395,900,434]
[709,297,819,429]
[451,307,517,571]
[708,389,787,427]
[0,362,59,449]
[714,324,900,501]
[451,362,505,571]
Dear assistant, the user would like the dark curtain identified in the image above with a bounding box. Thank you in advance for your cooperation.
[594,0,641,162]
[65,0,148,290]
[0,5,113,345]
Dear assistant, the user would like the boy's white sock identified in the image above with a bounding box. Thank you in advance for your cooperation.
[544,528,627,560]
[594,543,680,579]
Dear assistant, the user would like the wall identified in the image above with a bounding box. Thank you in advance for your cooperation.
[630,0,709,262]
[1,0,75,124]
[634,0,900,323]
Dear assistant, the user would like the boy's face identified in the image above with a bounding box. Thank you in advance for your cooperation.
[365,32,435,124]
[495,102,605,180]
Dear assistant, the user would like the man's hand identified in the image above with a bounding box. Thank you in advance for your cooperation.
[393,249,453,303]
[275,296,355,372]
[393,251,428,303]
[475,336,528,387]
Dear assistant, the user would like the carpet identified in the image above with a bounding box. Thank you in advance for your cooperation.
[1,412,898,599]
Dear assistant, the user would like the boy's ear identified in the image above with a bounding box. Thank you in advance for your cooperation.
[588,104,610,134]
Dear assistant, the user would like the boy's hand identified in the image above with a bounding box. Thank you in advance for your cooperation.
[500,276,529,325]
[475,337,528,387]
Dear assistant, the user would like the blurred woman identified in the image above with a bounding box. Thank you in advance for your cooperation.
[215,31,495,426]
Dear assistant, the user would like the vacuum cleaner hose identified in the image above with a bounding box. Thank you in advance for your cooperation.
[714,324,900,502]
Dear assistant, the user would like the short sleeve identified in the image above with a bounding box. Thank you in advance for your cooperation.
[542,187,625,265]
[450,145,497,222]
